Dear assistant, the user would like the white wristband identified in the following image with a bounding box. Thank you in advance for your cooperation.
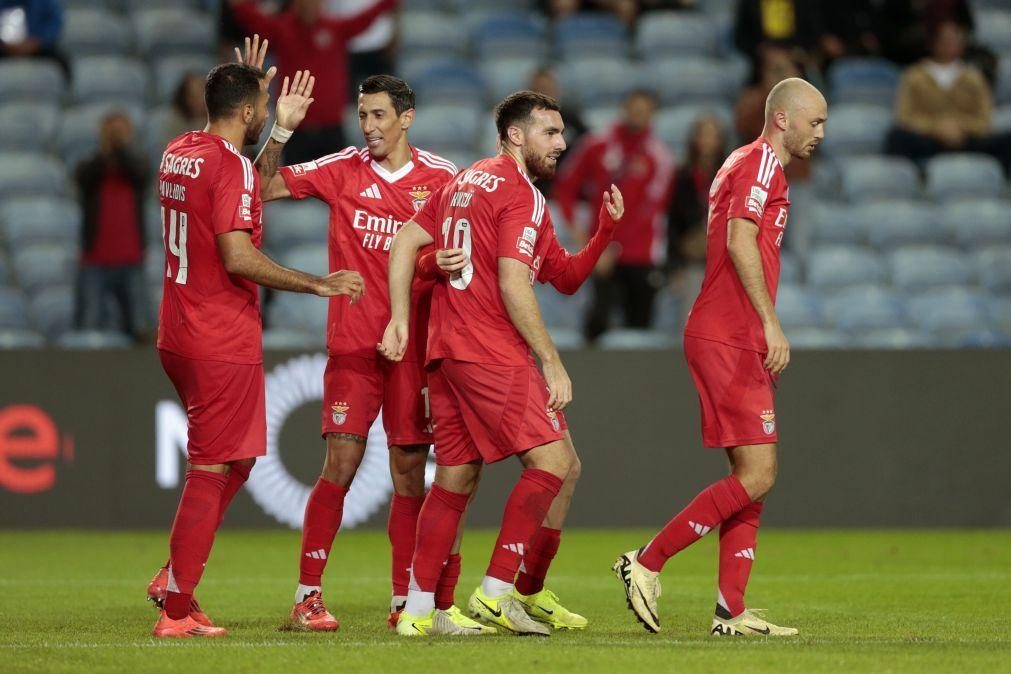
[270,123,293,144]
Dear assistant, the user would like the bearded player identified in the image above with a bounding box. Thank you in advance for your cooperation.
[380,91,625,636]
[148,52,364,637]
[613,78,827,637]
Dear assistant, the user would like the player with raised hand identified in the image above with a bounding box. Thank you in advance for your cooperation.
[613,78,827,638]
[147,47,364,638]
[379,91,624,637]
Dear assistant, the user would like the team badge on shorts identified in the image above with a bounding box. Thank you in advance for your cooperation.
[331,402,350,426]
[547,409,560,432]
[760,410,776,435]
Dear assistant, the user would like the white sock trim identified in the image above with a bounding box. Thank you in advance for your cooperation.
[481,576,514,599]
[404,590,435,617]
[296,583,321,604]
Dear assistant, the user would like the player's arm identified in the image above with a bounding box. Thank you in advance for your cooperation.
[727,218,789,375]
[499,258,571,411]
[217,230,363,299]
[379,221,434,361]
[542,185,624,295]
[416,248,469,281]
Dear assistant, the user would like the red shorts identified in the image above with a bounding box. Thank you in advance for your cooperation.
[159,350,266,465]
[683,336,778,449]
[428,359,567,466]
[320,354,432,447]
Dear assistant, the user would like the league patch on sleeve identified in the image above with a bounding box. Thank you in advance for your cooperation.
[291,161,318,175]
[240,192,252,220]
[516,225,537,257]
[746,185,768,217]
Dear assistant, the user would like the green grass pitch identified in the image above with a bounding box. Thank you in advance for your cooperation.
[1,529,1009,673]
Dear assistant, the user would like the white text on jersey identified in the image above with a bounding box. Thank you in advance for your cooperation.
[456,169,506,193]
[160,152,205,179]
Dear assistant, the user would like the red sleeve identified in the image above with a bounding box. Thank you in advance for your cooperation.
[727,148,775,227]
[414,182,451,241]
[496,182,546,267]
[328,0,395,38]
[279,156,342,202]
[415,245,438,281]
[537,209,614,295]
[212,152,256,235]
[230,1,285,41]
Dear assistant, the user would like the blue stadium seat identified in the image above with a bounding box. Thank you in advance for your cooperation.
[480,58,541,101]
[13,245,77,294]
[55,330,133,349]
[535,284,589,330]
[990,296,1011,335]
[121,0,199,10]
[861,200,947,249]
[279,245,328,277]
[0,197,81,248]
[827,57,901,105]
[0,102,60,152]
[59,103,145,168]
[407,102,481,152]
[399,11,465,60]
[653,288,683,332]
[808,201,867,245]
[995,103,1011,130]
[262,328,322,350]
[29,285,75,338]
[890,245,973,291]
[807,245,887,288]
[956,329,1010,348]
[850,327,931,349]
[151,55,216,105]
[145,245,166,286]
[976,245,1011,292]
[406,61,487,105]
[941,198,1011,249]
[71,56,148,104]
[820,104,892,157]
[0,287,31,330]
[267,293,328,334]
[653,104,733,156]
[0,328,46,348]
[838,156,920,201]
[823,284,907,331]
[907,286,991,344]
[997,58,1011,106]
[546,327,585,350]
[775,284,825,329]
[780,250,802,284]
[647,57,741,105]
[977,10,1011,52]
[786,326,848,349]
[926,153,1006,202]
[636,12,719,57]
[0,256,8,284]
[559,56,643,108]
[582,105,620,132]
[471,13,548,60]
[598,329,679,350]
[132,8,215,57]
[263,200,331,254]
[556,13,628,59]
[0,153,68,199]
[60,8,133,56]
[0,59,64,104]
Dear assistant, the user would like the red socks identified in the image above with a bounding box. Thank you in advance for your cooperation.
[515,526,561,596]
[412,485,470,592]
[717,501,763,618]
[486,469,564,583]
[435,553,462,610]
[638,475,751,573]
[298,478,349,586]
[388,494,425,596]
[216,462,252,529]
[165,469,228,619]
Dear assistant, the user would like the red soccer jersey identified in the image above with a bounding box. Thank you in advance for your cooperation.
[415,154,562,367]
[684,137,790,353]
[156,131,264,364]
[279,146,457,360]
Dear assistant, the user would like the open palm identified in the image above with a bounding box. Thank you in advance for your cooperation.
[275,70,316,131]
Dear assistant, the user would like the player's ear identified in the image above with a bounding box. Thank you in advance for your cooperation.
[400,108,415,131]
[242,103,254,125]
[775,110,789,132]
[506,124,524,148]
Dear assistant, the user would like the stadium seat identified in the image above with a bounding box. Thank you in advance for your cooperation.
[907,286,991,345]
[808,201,867,245]
[780,250,802,284]
[819,103,892,157]
[977,10,1011,52]
[636,12,719,57]
[582,105,620,132]
[785,326,848,349]
[861,200,947,249]
[827,57,901,105]
[956,329,1010,348]
[0,256,8,284]
[850,327,931,349]
[546,326,584,350]
[471,13,548,60]
[990,296,1011,335]
[994,103,1011,131]
[0,59,64,104]
[653,104,733,155]
[151,55,216,105]
[925,154,1005,201]
[279,245,328,277]
[807,245,887,288]
[60,8,133,56]
[262,328,322,350]
[838,156,920,201]
[267,292,328,334]
[598,328,679,350]
[398,10,465,61]
[120,0,199,10]
[976,245,1011,292]
[406,102,482,152]
[0,287,31,330]
[29,285,75,338]
[997,59,1011,106]
[480,58,541,102]
[890,245,973,291]
[559,56,643,108]
[0,153,69,199]
[263,200,330,252]
[0,328,46,348]
[775,284,825,329]
[535,285,589,330]
[653,288,682,332]
[144,245,166,286]
[940,198,1011,249]
[646,57,741,105]
[13,245,77,294]
[132,8,216,57]
[0,197,81,248]
[59,102,146,168]
[0,102,60,152]
[405,61,487,105]
[823,284,907,331]
[555,13,628,59]
[55,330,133,349]
[71,56,148,104]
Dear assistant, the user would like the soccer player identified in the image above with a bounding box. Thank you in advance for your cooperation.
[379,91,625,636]
[148,56,365,638]
[613,78,827,637]
[251,71,483,633]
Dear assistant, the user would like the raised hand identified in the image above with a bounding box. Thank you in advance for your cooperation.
[599,183,625,233]
[275,70,316,132]
[234,34,276,86]
[316,270,365,302]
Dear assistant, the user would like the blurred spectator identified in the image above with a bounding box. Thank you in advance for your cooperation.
[228,0,395,164]
[74,112,149,342]
[529,65,588,196]
[885,20,1011,173]
[553,89,675,342]
[816,1,880,63]
[324,0,395,101]
[667,114,729,276]
[733,0,821,65]
[875,0,973,66]
[0,0,67,76]
[735,44,811,181]
[161,72,207,149]
[539,0,635,27]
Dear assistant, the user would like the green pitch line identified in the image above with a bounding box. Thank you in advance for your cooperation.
[1,529,1009,673]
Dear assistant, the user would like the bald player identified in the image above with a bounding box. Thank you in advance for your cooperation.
[613,78,827,637]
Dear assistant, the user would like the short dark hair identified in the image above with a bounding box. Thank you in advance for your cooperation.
[494,90,561,142]
[205,63,264,121]
[358,74,415,116]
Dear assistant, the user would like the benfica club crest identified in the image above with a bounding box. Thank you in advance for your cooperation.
[760,410,776,435]
[409,188,431,212]
[331,402,350,426]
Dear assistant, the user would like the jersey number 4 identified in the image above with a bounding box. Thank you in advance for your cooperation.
[162,206,188,285]
[441,216,474,290]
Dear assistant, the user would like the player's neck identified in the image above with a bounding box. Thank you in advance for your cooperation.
[760,131,791,168]
[204,121,247,151]
[501,148,532,180]
[373,142,412,174]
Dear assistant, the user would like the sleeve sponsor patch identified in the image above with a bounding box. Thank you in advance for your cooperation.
[746,185,768,217]
[516,226,538,257]
[291,161,317,175]
[239,192,252,220]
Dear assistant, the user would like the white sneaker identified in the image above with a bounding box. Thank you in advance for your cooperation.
[612,549,661,633]
[711,608,798,637]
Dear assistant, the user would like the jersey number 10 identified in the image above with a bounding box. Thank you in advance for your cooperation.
[441,216,474,290]
[162,206,188,285]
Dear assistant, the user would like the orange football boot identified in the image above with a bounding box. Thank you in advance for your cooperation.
[152,610,227,638]
[146,566,215,626]
[290,591,340,631]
